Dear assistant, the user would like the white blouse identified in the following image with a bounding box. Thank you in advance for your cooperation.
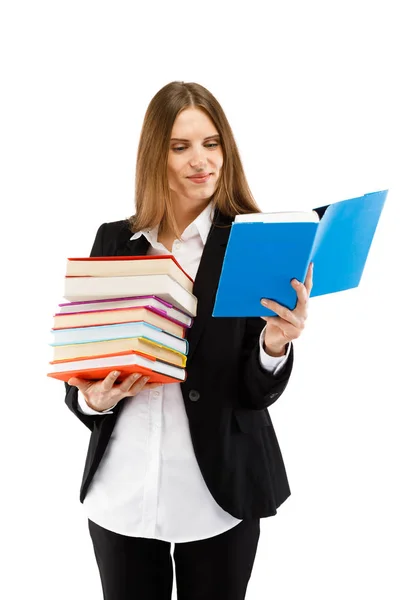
[77,202,290,542]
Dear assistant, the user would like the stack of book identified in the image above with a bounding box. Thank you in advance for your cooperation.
[47,255,198,385]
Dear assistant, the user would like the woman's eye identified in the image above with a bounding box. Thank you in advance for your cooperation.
[171,142,219,153]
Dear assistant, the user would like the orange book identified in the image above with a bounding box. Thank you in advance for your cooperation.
[48,350,186,384]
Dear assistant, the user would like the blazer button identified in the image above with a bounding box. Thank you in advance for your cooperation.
[189,389,200,402]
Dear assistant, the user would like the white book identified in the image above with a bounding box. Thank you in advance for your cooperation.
[66,255,193,293]
[234,210,320,223]
[49,352,186,381]
[64,274,197,317]
[50,320,188,355]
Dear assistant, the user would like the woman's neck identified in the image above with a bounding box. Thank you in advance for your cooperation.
[163,198,210,238]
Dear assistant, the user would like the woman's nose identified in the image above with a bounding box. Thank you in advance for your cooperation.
[189,147,207,168]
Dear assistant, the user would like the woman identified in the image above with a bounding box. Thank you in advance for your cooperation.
[64,81,312,600]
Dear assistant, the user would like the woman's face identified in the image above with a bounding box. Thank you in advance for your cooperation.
[167,107,224,206]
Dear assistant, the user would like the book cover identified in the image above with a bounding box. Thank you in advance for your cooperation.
[53,306,186,338]
[57,295,194,327]
[50,320,189,355]
[47,350,186,383]
[66,254,194,292]
[212,190,388,317]
[51,335,188,367]
[63,274,198,317]
[47,367,183,384]
[67,255,194,283]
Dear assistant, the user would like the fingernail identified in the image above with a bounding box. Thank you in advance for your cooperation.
[113,371,120,377]
[261,299,269,306]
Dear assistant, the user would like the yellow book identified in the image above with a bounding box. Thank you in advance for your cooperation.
[51,336,187,367]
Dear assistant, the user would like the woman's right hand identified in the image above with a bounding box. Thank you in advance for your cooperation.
[67,370,162,412]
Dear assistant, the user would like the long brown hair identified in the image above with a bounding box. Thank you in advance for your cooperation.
[128,81,262,240]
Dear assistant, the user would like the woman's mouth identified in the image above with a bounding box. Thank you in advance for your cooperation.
[188,173,211,184]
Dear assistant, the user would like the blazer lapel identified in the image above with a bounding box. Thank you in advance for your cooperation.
[113,210,233,366]
[185,211,232,365]
[116,228,151,257]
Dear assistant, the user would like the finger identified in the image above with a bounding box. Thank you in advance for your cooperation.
[291,282,309,323]
[260,314,280,324]
[102,370,121,393]
[304,262,314,294]
[128,375,150,392]
[260,315,292,329]
[291,279,309,308]
[261,315,302,340]
[119,372,143,392]
[261,300,303,328]
[67,377,88,390]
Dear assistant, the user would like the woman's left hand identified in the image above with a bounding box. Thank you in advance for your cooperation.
[260,262,313,357]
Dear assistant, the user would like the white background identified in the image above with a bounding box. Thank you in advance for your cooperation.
[1,1,399,598]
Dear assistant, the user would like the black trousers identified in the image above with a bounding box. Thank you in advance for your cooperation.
[88,517,261,600]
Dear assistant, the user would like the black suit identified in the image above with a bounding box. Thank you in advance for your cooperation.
[64,207,294,520]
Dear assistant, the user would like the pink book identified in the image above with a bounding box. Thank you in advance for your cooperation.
[57,294,194,328]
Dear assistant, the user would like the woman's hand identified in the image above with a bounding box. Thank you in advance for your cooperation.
[260,262,313,357]
[67,371,162,412]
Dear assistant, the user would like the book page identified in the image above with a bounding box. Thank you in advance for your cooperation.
[234,210,320,224]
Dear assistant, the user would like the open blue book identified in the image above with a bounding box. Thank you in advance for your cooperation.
[212,190,388,317]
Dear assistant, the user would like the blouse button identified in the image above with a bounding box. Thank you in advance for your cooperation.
[188,390,200,402]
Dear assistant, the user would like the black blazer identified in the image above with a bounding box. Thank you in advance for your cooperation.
[64,208,294,520]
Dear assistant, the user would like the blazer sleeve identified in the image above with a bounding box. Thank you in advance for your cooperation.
[239,316,294,411]
[63,223,107,431]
